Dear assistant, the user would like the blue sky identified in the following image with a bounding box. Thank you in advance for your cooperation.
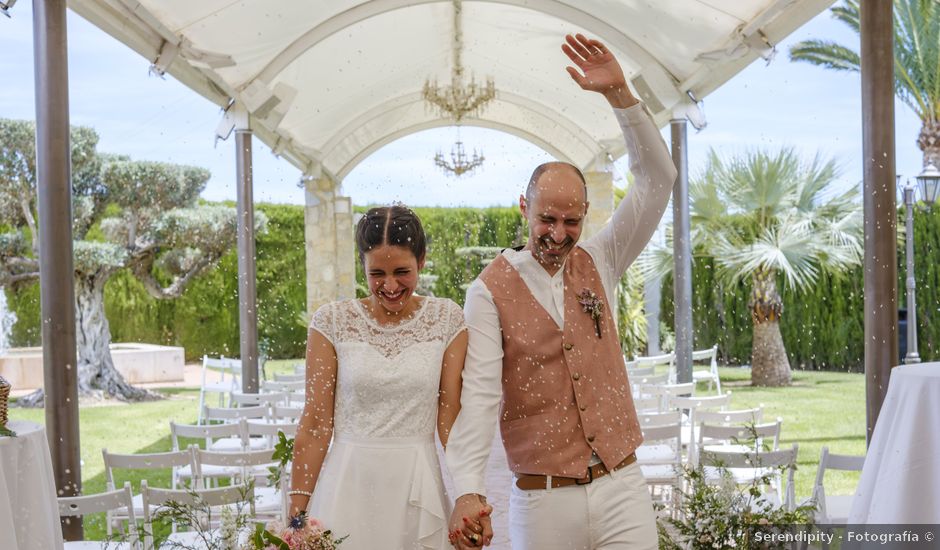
[0,4,923,207]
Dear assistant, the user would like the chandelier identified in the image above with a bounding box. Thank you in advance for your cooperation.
[434,141,484,177]
[422,0,496,122]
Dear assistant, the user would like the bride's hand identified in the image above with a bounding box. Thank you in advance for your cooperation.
[448,494,493,548]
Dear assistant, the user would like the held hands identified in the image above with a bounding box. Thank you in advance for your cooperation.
[562,33,638,109]
[448,494,493,548]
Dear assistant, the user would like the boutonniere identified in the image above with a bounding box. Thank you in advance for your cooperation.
[577,288,603,338]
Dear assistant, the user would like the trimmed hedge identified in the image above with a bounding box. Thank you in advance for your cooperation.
[8,203,939,369]
[660,205,940,370]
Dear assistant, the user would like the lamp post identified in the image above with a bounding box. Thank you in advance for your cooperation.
[900,163,940,364]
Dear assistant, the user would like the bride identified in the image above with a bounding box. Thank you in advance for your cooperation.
[287,205,481,549]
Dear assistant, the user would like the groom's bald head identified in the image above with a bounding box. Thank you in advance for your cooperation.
[525,162,587,204]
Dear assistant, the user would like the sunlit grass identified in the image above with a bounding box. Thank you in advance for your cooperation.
[8,360,864,539]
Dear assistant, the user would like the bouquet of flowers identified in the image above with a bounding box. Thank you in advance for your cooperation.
[248,513,346,550]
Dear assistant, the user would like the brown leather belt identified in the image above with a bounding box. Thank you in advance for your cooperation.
[514,453,637,490]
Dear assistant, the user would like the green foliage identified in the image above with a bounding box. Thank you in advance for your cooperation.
[660,204,940,369]
[658,460,816,550]
[613,184,649,356]
[790,0,940,124]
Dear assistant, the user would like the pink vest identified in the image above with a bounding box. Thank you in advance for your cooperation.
[479,248,643,477]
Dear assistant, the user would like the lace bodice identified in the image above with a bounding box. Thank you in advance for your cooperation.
[310,297,466,438]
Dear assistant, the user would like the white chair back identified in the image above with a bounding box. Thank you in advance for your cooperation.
[689,345,721,394]
[695,419,782,465]
[170,420,247,451]
[261,380,305,392]
[631,395,660,414]
[270,405,304,422]
[626,365,655,377]
[633,352,675,371]
[59,482,139,548]
[140,480,254,550]
[197,355,242,424]
[203,404,268,423]
[230,391,288,407]
[638,410,683,429]
[637,382,694,412]
[812,446,865,524]
[273,373,305,383]
[696,407,764,426]
[699,444,799,510]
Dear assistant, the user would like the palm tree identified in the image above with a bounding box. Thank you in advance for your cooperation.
[790,0,940,167]
[643,148,863,386]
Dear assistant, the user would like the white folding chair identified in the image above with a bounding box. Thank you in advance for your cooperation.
[197,355,241,424]
[102,449,196,534]
[633,352,675,375]
[637,382,695,412]
[247,420,298,449]
[273,373,305,383]
[811,446,865,524]
[58,482,140,549]
[699,444,799,511]
[169,420,249,483]
[202,407,270,451]
[140,481,255,550]
[194,447,289,521]
[696,420,783,480]
[637,419,684,513]
[630,373,670,398]
[261,380,304,393]
[293,362,306,375]
[269,405,304,423]
[695,407,764,427]
[690,345,721,394]
[668,393,733,458]
[626,364,655,377]
[631,395,661,414]
[230,391,288,408]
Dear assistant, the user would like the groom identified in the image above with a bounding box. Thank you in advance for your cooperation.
[445,34,677,549]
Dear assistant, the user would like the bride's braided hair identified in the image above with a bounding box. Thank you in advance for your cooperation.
[355,204,427,263]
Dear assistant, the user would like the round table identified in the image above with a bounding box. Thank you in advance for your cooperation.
[0,420,65,549]
[849,363,940,523]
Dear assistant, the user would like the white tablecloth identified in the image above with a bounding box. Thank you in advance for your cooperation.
[0,420,65,549]
[849,363,940,523]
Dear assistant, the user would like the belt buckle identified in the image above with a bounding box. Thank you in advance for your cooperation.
[574,467,594,485]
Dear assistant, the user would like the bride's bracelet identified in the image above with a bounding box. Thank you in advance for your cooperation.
[288,489,313,498]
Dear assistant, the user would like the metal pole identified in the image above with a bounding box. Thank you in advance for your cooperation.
[33,0,82,540]
[235,129,259,393]
[860,0,897,444]
[903,186,919,364]
[670,118,692,384]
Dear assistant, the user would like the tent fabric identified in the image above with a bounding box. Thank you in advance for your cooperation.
[68,0,834,181]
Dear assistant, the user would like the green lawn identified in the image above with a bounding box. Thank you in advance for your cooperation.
[8,360,866,540]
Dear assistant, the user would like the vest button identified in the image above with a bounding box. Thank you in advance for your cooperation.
[587,434,596,442]
[572,373,581,381]
[564,343,574,351]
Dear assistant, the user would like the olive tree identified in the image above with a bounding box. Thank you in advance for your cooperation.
[0,119,262,404]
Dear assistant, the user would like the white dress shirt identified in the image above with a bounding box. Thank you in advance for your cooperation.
[445,102,678,498]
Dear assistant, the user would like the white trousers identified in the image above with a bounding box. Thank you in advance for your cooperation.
[508,462,657,550]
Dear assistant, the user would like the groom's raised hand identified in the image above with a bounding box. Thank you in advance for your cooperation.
[562,33,638,109]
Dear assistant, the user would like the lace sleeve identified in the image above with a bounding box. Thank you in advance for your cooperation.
[309,302,334,344]
[444,299,467,346]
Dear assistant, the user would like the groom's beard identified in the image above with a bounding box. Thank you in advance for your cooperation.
[534,235,574,267]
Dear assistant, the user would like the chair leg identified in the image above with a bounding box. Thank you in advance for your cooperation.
[197,390,206,425]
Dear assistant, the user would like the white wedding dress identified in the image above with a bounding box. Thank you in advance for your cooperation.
[306,297,465,550]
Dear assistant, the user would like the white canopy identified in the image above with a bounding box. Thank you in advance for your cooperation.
[69,0,833,182]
